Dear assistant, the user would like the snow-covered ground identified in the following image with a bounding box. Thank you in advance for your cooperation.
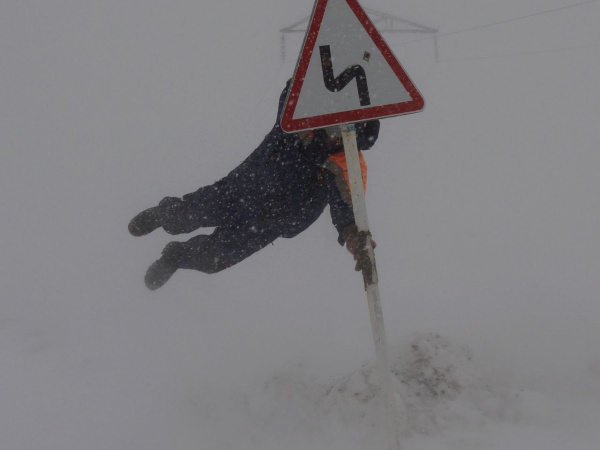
[1,1,599,449]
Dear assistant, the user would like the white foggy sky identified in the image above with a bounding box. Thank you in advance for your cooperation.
[1,1,599,449]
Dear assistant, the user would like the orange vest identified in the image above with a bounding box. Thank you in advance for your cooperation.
[327,151,368,192]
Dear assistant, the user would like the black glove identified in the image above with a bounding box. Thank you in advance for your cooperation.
[343,225,376,272]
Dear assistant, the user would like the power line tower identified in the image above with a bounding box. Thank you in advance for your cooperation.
[280,7,438,63]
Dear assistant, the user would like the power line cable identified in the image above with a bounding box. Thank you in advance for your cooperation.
[441,0,598,38]
[439,42,599,63]
[400,0,598,46]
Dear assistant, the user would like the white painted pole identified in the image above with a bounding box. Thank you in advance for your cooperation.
[341,123,402,450]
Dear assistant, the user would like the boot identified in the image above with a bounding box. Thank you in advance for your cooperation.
[129,207,161,237]
[144,241,183,290]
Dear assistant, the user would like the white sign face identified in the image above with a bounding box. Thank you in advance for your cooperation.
[281,0,424,133]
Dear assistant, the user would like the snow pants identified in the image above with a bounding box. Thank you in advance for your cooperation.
[156,182,280,274]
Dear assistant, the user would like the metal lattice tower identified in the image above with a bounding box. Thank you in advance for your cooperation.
[280,7,438,62]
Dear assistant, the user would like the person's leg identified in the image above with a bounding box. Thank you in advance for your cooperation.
[144,224,279,290]
[129,179,239,236]
[178,224,280,274]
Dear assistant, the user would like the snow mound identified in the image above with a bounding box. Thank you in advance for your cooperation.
[246,333,558,442]
[391,332,558,433]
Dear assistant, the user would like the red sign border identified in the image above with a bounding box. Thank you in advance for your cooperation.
[280,0,424,133]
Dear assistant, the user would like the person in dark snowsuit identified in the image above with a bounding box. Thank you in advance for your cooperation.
[129,81,380,290]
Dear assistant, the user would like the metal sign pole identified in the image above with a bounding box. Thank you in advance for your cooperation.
[341,123,402,450]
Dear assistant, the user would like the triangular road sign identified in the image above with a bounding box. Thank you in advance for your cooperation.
[281,0,424,133]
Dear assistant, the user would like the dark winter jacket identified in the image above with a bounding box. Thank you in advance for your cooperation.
[187,81,380,243]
